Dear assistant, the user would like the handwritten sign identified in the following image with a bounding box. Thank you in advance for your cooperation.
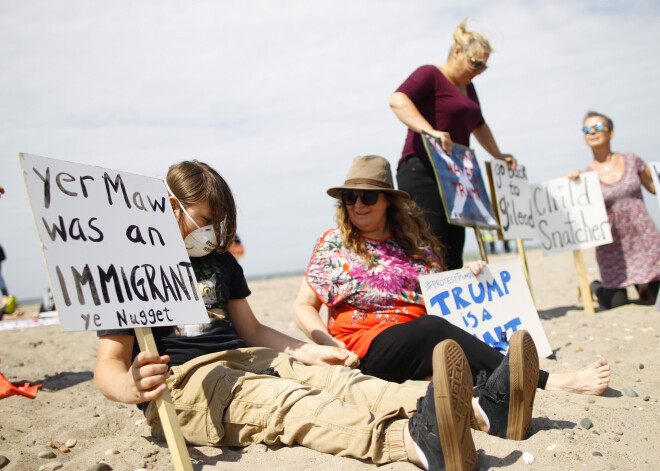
[420,259,552,357]
[490,160,536,240]
[422,132,499,229]
[530,172,612,255]
[19,153,209,332]
[650,162,660,210]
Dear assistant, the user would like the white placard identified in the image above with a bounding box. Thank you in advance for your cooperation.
[530,172,612,255]
[650,162,660,210]
[490,160,536,240]
[19,153,209,332]
[420,259,552,357]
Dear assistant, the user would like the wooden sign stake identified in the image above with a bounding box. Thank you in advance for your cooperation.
[474,227,489,263]
[515,239,534,301]
[573,250,595,314]
[135,328,194,471]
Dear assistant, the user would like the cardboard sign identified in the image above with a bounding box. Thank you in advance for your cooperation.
[490,160,536,240]
[19,153,209,332]
[420,259,552,357]
[650,162,660,210]
[530,172,612,255]
[422,132,499,229]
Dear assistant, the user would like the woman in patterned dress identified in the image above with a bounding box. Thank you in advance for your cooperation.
[571,111,660,309]
[294,155,610,396]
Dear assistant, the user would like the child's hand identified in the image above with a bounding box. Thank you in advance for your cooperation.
[463,260,486,276]
[127,352,171,403]
[295,343,357,368]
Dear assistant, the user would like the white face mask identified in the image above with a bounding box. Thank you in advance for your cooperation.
[165,180,218,257]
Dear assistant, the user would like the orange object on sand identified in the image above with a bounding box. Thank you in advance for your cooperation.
[0,370,42,399]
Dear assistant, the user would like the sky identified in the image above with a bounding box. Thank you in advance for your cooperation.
[1,0,660,301]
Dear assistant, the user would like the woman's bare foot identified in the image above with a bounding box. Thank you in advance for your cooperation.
[545,358,610,395]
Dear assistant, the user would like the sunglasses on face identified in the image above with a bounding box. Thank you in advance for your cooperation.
[341,189,382,206]
[467,54,488,72]
[582,122,606,134]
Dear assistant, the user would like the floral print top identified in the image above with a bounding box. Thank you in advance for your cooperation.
[305,227,442,357]
[586,153,660,288]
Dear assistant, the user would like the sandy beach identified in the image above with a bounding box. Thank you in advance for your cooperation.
[0,247,658,470]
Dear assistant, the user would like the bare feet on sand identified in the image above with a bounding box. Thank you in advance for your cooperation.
[545,358,610,395]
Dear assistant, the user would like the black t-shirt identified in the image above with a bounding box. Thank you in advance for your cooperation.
[98,251,250,367]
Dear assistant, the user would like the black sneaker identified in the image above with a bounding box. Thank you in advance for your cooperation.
[474,330,539,440]
[409,340,477,471]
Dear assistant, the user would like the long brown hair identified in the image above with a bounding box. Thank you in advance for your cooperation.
[166,160,236,253]
[335,193,444,269]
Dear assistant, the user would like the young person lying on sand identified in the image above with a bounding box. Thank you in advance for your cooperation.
[93,160,542,470]
[294,155,610,397]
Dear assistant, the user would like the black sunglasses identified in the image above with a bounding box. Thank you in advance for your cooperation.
[467,53,488,72]
[340,189,382,206]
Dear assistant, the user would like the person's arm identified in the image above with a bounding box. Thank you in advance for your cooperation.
[640,165,656,194]
[94,334,170,404]
[472,122,517,170]
[228,297,350,367]
[293,278,346,348]
[389,91,454,154]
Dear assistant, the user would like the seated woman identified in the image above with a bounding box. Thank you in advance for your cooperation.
[568,111,660,309]
[294,155,610,396]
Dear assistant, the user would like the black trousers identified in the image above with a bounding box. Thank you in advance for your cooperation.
[359,315,550,389]
[397,154,465,270]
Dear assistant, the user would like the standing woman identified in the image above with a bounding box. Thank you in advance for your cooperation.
[574,111,660,309]
[390,17,515,269]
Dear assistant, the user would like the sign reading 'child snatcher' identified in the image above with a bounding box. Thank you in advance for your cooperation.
[420,259,552,358]
[490,160,536,240]
[422,131,499,229]
[530,172,612,255]
[19,153,209,332]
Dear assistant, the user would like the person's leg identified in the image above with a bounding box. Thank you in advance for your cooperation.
[359,316,550,389]
[590,280,628,309]
[397,156,452,265]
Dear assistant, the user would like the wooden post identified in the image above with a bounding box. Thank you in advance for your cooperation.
[474,227,489,263]
[516,239,534,301]
[573,250,595,314]
[135,328,194,471]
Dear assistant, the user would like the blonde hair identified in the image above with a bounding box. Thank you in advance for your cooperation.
[450,17,492,57]
[335,194,444,269]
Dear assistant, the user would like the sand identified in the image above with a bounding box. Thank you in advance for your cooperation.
[0,247,658,470]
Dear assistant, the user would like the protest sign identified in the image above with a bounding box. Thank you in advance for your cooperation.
[420,259,552,357]
[489,160,536,240]
[530,172,612,255]
[650,162,660,210]
[19,153,209,332]
[422,132,499,229]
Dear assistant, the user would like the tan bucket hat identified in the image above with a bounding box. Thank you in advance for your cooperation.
[327,155,410,199]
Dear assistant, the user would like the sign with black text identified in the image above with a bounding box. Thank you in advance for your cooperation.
[19,153,209,332]
[422,132,499,229]
[420,259,552,357]
[530,172,612,255]
[490,160,536,240]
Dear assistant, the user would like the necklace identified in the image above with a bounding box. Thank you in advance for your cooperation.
[602,153,615,172]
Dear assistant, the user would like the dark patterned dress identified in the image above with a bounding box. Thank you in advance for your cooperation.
[590,154,660,288]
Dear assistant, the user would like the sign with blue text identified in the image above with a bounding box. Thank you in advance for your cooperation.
[19,153,209,332]
[530,172,612,255]
[490,160,536,240]
[420,259,552,357]
[422,132,499,229]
